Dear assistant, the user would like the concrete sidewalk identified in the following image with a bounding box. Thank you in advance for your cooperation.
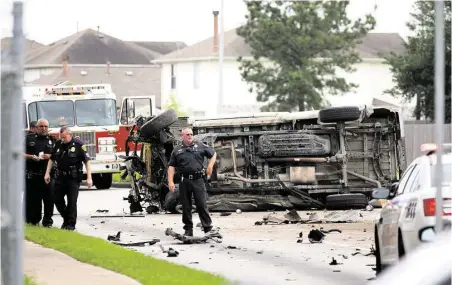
[24,241,141,285]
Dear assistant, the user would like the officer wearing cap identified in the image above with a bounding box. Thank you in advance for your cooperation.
[167,126,218,237]
[44,126,93,230]
[23,118,57,227]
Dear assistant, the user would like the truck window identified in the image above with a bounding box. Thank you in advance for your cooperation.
[75,99,117,127]
[28,100,75,128]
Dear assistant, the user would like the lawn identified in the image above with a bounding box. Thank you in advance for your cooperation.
[25,275,39,285]
[25,225,230,285]
[112,172,129,182]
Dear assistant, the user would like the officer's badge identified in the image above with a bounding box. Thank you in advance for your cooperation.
[29,142,35,146]
[70,147,76,152]
[48,140,53,145]
[194,144,198,148]
[81,145,87,152]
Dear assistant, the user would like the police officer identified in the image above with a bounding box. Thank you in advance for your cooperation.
[168,127,218,237]
[44,126,93,230]
[23,119,57,227]
[28,121,38,134]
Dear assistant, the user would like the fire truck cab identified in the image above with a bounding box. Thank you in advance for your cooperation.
[23,84,123,190]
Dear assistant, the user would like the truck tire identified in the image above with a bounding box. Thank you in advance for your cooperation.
[164,187,196,214]
[92,173,113,190]
[325,193,368,210]
[139,109,178,138]
[319,106,362,123]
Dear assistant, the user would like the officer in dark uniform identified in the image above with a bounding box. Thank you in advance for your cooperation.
[23,119,57,227]
[44,126,93,230]
[168,127,218,237]
[28,121,38,134]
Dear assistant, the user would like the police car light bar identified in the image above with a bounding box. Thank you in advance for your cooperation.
[421,143,439,152]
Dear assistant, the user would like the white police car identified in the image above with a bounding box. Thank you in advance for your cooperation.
[372,143,452,274]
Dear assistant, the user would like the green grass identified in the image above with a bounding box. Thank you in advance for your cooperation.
[25,275,39,285]
[112,172,130,182]
[25,225,229,285]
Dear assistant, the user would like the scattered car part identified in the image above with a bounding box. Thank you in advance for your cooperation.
[107,231,121,241]
[167,248,179,257]
[165,228,223,244]
[308,229,326,243]
[113,239,160,247]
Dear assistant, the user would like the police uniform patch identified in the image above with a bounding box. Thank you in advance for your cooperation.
[81,145,87,152]
[70,147,76,152]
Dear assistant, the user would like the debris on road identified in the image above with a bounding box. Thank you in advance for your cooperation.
[329,257,339,265]
[91,213,145,218]
[113,240,160,247]
[165,228,223,244]
[96,209,109,213]
[220,212,232,216]
[167,248,179,257]
[107,231,121,241]
[308,229,326,243]
[319,228,342,234]
[254,209,368,225]
[368,199,389,208]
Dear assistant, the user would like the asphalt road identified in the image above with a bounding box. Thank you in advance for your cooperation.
[54,187,380,285]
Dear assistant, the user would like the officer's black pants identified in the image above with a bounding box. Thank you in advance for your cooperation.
[179,178,212,232]
[53,178,80,229]
[25,174,54,226]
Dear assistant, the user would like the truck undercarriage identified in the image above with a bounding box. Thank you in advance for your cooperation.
[120,105,406,214]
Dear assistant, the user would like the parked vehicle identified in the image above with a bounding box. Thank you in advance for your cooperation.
[119,102,406,214]
[22,84,156,189]
[369,226,451,285]
[372,143,452,274]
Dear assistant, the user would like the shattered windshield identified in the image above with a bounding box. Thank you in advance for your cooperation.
[28,100,75,128]
[75,99,117,127]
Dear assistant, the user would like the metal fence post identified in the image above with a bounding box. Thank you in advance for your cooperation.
[1,2,25,285]
[434,0,445,234]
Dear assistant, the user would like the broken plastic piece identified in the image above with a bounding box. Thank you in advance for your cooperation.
[167,248,179,257]
[113,239,160,247]
[165,228,223,244]
[107,231,121,241]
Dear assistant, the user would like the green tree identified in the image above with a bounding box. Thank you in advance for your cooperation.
[237,0,376,112]
[164,92,188,116]
[385,1,451,122]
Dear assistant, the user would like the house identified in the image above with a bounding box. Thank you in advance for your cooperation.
[1,29,186,108]
[152,12,414,118]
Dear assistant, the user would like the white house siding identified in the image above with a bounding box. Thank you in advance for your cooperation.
[161,59,416,119]
[24,67,59,83]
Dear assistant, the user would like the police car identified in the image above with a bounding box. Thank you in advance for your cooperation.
[372,143,452,274]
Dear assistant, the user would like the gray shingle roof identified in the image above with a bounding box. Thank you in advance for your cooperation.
[25,29,166,65]
[1,37,45,52]
[153,28,406,63]
[129,41,187,55]
[26,65,162,107]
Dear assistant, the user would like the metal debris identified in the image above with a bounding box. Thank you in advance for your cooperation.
[96,209,109,213]
[284,210,302,223]
[167,248,179,257]
[254,210,365,225]
[308,229,326,243]
[113,240,160,247]
[319,228,342,234]
[107,231,121,241]
[220,212,232,216]
[165,228,223,244]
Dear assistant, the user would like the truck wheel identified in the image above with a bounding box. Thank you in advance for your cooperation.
[92,173,113,190]
[319,106,362,123]
[139,109,178,138]
[325,193,368,210]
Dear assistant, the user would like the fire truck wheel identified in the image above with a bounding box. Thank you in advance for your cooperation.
[92,173,113,190]
[140,109,178,138]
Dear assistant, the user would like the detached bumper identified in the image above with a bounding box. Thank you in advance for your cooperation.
[82,159,124,174]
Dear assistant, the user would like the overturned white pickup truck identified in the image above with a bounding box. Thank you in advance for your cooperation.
[182,105,407,211]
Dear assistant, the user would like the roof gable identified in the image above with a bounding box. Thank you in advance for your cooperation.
[25,29,164,65]
[153,28,406,63]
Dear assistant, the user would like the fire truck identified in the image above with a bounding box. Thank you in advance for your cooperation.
[22,83,157,190]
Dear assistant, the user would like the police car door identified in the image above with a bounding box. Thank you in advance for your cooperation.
[379,162,420,262]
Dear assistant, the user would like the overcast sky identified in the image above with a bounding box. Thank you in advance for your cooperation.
[1,0,415,46]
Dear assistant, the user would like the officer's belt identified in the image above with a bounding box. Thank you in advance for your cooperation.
[180,171,204,180]
[56,168,74,176]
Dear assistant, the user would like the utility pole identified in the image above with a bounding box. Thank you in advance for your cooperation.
[217,0,224,116]
[433,0,445,234]
[1,2,25,285]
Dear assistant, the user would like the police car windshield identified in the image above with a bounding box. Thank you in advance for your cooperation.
[430,163,452,186]
[75,99,117,127]
[28,100,75,128]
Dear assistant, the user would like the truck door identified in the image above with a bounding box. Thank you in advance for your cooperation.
[116,96,156,154]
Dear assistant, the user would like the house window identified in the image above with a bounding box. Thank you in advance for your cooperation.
[170,64,176,90]
[193,63,200,89]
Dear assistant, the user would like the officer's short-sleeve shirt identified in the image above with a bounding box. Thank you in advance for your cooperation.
[50,138,90,170]
[168,141,215,173]
[25,133,57,172]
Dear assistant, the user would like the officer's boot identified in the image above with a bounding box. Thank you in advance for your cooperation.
[184,229,193,237]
